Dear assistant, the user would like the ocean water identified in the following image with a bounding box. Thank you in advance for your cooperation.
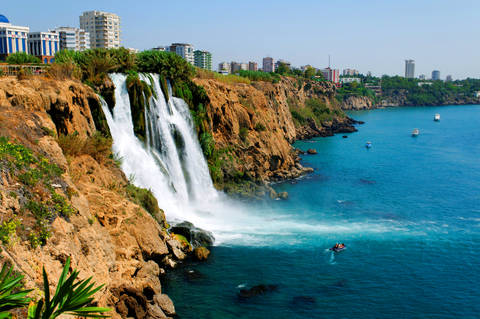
[163,105,480,319]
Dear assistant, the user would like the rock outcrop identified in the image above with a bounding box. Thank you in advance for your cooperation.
[0,76,191,318]
[340,95,375,110]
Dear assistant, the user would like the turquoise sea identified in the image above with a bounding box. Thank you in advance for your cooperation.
[164,105,480,318]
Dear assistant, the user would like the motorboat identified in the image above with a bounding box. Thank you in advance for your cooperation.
[330,244,346,252]
[365,141,372,148]
[434,114,440,121]
[412,129,419,137]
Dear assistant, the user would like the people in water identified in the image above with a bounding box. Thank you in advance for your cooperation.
[334,243,345,249]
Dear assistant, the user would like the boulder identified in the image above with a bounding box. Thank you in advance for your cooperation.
[193,247,210,261]
[238,284,278,299]
[278,192,289,200]
[154,294,176,316]
[166,239,186,260]
[170,221,215,247]
[307,148,317,155]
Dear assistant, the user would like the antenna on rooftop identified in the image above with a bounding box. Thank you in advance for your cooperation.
[328,54,331,68]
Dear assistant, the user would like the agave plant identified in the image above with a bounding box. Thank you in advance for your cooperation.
[0,263,32,318]
[27,257,110,319]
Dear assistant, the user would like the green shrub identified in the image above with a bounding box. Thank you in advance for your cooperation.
[6,52,41,64]
[239,127,249,142]
[50,192,76,218]
[254,123,266,131]
[0,219,20,245]
[125,184,160,218]
[58,132,112,163]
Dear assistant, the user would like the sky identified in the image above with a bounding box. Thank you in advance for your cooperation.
[3,0,479,79]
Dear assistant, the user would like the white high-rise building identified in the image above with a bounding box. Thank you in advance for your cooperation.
[79,11,120,49]
[169,43,194,65]
[405,59,415,78]
[53,27,90,51]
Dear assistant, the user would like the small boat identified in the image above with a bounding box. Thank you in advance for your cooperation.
[365,141,372,148]
[412,129,419,137]
[434,114,440,121]
[330,244,346,252]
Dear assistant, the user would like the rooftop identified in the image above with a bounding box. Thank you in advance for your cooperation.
[0,14,9,23]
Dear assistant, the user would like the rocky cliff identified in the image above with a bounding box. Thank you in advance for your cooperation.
[0,76,193,319]
[340,95,375,110]
[194,76,357,194]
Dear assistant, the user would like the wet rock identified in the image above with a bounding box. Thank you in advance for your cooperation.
[162,256,177,269]
[166,239,186,260]
[291,295,316,307]
[184,269,204,281]
[154,294,176,316]
[269,188,277,199]
[170,221,215,247]
[307,148,317,155]
[238,284,278,299]
[278,192,289,200]
[194,246,210,261]
[359,179,376,185]
[147,303,168,319]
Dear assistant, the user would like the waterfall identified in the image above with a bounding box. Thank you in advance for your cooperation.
[101,73,218,222]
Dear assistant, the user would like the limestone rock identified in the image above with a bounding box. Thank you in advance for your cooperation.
[154,294,176,316]
[278,192,289,200]
[307,149,317,155]
[194,247,210,261]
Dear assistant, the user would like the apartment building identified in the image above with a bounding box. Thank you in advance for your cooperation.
[53,27,90,51]
[80,11,120,49]
[194,50,212,70]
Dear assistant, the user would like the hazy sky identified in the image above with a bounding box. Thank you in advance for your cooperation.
[3,0,479,79]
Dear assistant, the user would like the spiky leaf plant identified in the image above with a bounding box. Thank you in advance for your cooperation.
[0,263,32,318]
[27,257,110,319]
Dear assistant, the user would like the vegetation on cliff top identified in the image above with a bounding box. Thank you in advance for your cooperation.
[380,76,480,105]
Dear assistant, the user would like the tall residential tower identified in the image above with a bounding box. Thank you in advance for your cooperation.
[169,43,194,65]
[262,57,275,73]
[194,50,212,70]
[79,11,120,49]
[405,59,415,78]
[53,27,90,51]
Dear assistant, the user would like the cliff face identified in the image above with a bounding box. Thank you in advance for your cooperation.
[340,96,375,110]
[194,76,356,189]
[0,77,189,319]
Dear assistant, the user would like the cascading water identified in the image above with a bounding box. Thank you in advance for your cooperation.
[102,73,217,220]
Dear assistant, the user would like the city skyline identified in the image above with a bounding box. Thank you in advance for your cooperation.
[2,0,479,79]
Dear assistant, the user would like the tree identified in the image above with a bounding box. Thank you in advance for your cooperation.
[275,62,290,75]
[304,67,316,79]
[6,52,41,65]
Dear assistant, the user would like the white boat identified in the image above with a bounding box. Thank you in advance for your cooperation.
[434,114,440,121]
[412,129,419,137]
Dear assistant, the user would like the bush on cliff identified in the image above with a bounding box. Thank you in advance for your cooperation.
[58,132,112,163]
[136,50,194,84]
